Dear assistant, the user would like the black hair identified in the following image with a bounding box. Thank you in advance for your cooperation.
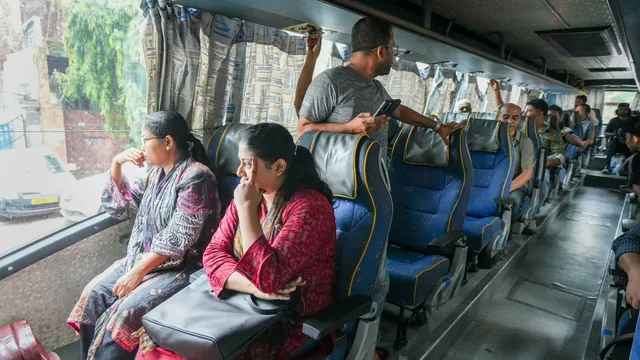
[142,111,212,171]
[549,105,563,113]
[623,117,640,137]
[239,123,332,203]
[351,17,393,53]
[527,99,549,116]
[575,95,588,103]
[577,103,591,114]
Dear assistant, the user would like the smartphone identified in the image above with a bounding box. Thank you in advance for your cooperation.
[374,99,401,117]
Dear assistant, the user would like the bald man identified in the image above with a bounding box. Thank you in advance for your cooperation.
[490,80,536,231]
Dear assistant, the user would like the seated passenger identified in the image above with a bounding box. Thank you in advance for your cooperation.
[138,123,337,360]
[550,104,588,150]
[574,94,599,128]
[575,103,596,148]
[67,111,221,360]
[623,118,640,199]
[455,99,473,113]
[525,99,565,204]
[488,80,535,231]
[603,103,633,174]
[612,223,640,309]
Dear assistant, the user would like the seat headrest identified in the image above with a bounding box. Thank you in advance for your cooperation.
[546,115,560,131]
[214,122,250,174]
[306,132,366,199]
[517,116,527,133]
[403,127,448,166]
[466,118,501,152]
[446,112,471,124]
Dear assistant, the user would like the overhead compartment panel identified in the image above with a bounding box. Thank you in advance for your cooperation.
[176,0,578,93]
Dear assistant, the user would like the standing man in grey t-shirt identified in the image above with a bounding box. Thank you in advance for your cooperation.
[297,16,460,354]
[297,17,459,156]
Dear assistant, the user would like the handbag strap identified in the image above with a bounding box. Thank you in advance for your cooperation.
[245,294,290,315]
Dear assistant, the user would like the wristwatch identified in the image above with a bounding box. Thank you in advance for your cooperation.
[434,121,442,131]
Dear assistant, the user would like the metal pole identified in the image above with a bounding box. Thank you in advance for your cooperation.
[422,0,432,29]
[21,115,28,147]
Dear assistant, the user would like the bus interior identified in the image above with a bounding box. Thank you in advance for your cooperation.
[1,0,640,359]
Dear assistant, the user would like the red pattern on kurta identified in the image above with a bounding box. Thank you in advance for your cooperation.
[136,189,337,360]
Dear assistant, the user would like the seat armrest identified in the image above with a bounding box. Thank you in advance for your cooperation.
[189,268,206,284]
[622,218,640,232]
[493,197,515,209]
[302,295,373,340]
[427,231,465,254]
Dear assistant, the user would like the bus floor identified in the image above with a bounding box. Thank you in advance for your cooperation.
[379,185,624,360]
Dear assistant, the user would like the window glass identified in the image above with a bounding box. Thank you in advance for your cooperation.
[0,0,147,258]
[602,91,636,125]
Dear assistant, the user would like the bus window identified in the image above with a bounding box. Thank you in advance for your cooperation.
[0,0,146,257]
[603,91,636,124]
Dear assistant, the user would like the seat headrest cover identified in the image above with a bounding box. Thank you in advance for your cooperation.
[467,118,501,152]
[215,122,250,174]
[517,116,527,133]
[403,127,448,166]
[308,132,365,199]
[547,115,560,131]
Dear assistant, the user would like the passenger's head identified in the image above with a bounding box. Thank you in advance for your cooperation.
[237,123,332,202]
[497,103,522,131]
[351,17,395,77]
[455,99,472,113]
[575,95,588,107]
[141,111,211,170]
[617,103,631,118]
[525,99,549,127]
[549,105,563,119]
[576,103,591,120]
[624,117,640,152]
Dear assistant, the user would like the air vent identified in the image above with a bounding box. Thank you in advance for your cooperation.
[587,67,630,73]
[282,22,325,35]
[536,26,621,57]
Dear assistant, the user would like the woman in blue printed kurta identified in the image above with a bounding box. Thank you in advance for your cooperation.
[67,111,221,360]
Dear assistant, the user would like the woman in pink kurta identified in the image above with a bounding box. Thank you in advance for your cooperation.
[137,123,337,360]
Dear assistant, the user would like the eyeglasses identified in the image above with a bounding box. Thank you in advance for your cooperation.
[372,45,400,57]
[141,136,165,148]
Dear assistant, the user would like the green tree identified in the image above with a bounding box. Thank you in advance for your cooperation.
[60,0,146,135]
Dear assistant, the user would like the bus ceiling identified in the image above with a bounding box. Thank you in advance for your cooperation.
[176,0,580,93]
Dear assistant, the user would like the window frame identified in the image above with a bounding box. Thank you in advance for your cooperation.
[0,213,121,281]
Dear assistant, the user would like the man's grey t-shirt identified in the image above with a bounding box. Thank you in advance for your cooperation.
[299,66,392,156]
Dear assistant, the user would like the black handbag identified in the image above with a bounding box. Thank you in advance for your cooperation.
[142,275,290,360]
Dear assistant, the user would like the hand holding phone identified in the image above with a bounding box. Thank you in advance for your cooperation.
[374,99,401,117]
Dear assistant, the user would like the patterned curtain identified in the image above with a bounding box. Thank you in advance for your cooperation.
[553,94,575,111]
[425,68,459,115]
[191,14,243,139]
[141,2,201,125]
[141,2,310,140]
[584,88,605,110]
[631,92,640,109]
[377,60,429,114]
[463,75,486,113]
[236,23,306,137]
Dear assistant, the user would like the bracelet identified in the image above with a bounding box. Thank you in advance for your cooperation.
[434,121,442,131]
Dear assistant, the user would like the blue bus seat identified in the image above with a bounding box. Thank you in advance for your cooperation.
[512,116,546,231]
[463,119,515,268]
[385,124,472,347]
[442,112,472,124]
[206,122,249,211]
[296,131,393,360]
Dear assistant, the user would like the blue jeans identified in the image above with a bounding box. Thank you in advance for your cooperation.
[538,170,551,215]
[508,187,529,224]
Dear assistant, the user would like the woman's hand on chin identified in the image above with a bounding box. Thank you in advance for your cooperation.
[234,158,262,212]
[113,269,145,298]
